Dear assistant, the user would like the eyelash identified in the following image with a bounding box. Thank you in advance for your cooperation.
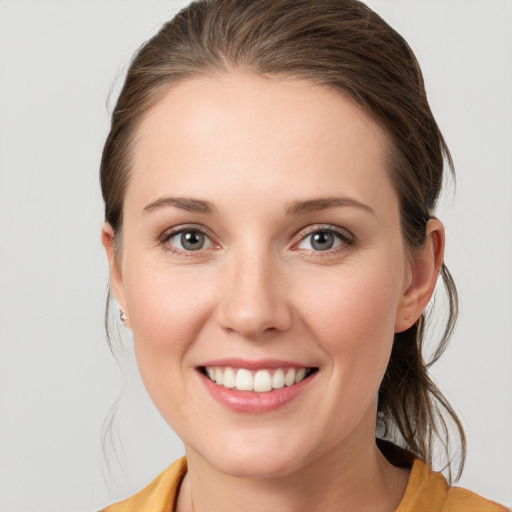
[292,224,355,255]
[159,224,355,256]
[159,224,217,256]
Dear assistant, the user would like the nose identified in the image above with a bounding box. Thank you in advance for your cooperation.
[216,251,293,339]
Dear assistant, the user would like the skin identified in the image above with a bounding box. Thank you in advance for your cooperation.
[103,72,444,512]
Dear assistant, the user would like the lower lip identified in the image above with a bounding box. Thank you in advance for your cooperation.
[199,370,317,413]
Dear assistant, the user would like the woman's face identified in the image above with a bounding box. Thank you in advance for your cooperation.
[106,73,426,478]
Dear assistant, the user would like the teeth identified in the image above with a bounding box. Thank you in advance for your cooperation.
[284,368,296,387]
[272,369,285,389]
[235,368,253,391]
[223,367,236,388]
[205,366,312,392]
[254,370,272,392]
[295,368,306,383]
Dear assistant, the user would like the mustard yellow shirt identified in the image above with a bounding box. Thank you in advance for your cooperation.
[100,457,508,512]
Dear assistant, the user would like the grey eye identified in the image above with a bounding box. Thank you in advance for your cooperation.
[181,231,205,250]
[296,228,350,252]
[310,231,335,251]
[166,229,212,252]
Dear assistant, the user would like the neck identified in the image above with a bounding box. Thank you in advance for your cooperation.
[176,435,409,512]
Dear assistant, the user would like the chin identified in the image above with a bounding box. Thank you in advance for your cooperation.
[186,429,318,479]
[212,452,304,479]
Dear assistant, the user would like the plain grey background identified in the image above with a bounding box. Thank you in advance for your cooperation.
[0,1,511,510]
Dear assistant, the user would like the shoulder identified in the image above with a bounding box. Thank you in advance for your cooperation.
[396,458,509,512]
[99,457,187,512]
[445,486,509,512]
[97,456,508,512]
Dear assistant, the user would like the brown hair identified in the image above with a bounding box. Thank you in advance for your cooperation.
[100,0,465,479]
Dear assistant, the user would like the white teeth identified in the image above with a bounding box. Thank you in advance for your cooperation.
[253,370,272,392]
[223,367,236,388]
[272,369,285,389]
[284,368,296,386]
[235,368,253,391]
[205,366,312,391]
[295,368,306,383]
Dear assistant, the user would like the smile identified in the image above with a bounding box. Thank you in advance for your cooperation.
[202,366,317,392]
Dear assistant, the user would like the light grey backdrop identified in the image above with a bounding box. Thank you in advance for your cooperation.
[0,1,511,511]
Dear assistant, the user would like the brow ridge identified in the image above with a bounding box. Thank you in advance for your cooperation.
[143,196,217,215]
[286,197,375,216]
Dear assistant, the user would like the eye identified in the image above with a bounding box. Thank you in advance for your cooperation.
[164,228,213,252]
[295,227,353,252]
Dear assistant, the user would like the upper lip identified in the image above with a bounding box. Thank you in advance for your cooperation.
[199,358,316,370]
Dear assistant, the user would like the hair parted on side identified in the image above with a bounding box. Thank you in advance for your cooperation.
[100,0,465,479]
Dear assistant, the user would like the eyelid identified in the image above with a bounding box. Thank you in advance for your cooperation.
[158,223,354,255]
[159,223,220,255]
[291,224,355,252]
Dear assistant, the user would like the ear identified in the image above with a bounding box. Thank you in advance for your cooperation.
[395,219,445,333]
[101,222,129,327]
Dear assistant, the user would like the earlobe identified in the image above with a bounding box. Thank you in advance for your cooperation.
[101,222,128,320]
[395,219,445,333]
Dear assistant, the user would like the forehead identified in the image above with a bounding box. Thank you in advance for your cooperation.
[127,72,395,214]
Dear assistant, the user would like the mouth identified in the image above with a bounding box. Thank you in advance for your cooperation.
[199,366,318,393]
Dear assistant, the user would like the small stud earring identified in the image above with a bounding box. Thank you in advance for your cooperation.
[119,308,129,326]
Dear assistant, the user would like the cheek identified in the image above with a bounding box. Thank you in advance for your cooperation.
[301,260,402,334]
[295,259,404,378]
[122,268,220,431]
[122,262,218,392]
[125,261,214,340]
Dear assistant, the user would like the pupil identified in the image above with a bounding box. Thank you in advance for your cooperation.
[312,231,334,250]
[182,231,204,250]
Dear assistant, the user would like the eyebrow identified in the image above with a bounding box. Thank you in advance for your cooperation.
[143,196,217,215]
[142,195,374,216]
[285,197,375,216]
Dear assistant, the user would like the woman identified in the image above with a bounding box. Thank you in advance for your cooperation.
[99,0,508,510]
